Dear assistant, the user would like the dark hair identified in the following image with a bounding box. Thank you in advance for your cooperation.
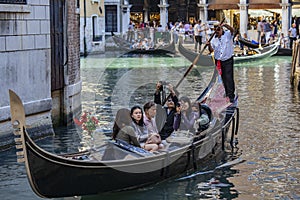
[130,105,144,127]
[180,96,192,117]
[192,102,199,109]
[143,101,155,112]
[112,108,131,139]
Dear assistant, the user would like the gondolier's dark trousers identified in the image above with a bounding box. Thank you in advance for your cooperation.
[215,56,235,102]
[289,37,297,49]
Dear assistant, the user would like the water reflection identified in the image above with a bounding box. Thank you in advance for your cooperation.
[234,56,300,199]
[0,54,299,200]
[81,156,241,200]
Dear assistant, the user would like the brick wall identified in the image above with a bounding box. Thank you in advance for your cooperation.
[67,0,80,85]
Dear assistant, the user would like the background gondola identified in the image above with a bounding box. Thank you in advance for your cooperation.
[111,32,176,55]
[178,40,279,66]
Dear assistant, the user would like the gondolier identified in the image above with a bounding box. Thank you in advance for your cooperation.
[207,22,235,103]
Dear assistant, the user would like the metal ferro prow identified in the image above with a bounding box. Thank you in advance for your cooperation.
[9,89,26,163]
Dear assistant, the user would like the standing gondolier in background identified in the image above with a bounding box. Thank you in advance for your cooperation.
[289,23,298,49]
[207,22,236,103]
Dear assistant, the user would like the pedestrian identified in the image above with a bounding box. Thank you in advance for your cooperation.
[127,21,134,42]
[279,32,289,48]
[171,22,179,44]
[194,20,203,53]
[263,19,272,44]
[257,19,263,43]
[207,23,235,103]
[272,20,278,37]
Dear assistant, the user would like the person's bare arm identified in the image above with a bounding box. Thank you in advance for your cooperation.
[222,23,235,35]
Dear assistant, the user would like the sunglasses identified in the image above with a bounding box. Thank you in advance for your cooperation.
[167,99,173,102]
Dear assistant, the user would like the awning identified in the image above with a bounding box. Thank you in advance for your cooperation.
[207,0,281,10]
[248,9,276,17]
[208,0,239,10]
[248,0,281,9]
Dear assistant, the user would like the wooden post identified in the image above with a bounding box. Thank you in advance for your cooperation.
[291,39,300,89]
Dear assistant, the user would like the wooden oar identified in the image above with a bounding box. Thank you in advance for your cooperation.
[162,18,225,105]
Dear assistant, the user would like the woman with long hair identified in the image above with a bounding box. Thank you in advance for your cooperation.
[112,108,140,147]
[130,105,159,152]
[179,96,197,132]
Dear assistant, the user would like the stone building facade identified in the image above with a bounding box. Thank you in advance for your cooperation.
[80,0,105,55]
[0,1,53,149]
[100,0,297,43]
[0,0,81,149]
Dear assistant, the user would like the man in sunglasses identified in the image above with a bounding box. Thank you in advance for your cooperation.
[207,22,236,103]
[154,82,180,140]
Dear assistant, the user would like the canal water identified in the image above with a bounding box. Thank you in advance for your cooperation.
[0,53,299,200]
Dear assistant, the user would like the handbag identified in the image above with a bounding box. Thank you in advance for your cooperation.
[146,133,162,145]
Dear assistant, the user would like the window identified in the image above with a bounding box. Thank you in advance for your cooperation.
[0,0,26,4]
[91,0,100,4]
[105,5,117,33]
[92,15,102,42]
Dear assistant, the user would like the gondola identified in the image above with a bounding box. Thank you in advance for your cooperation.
[111,32,176,54]
[178,40,279,66]
[274,47,292,56]
[238,37,291,56]
[9,69,239,198]
[234,41,279,64]
[238,37,266,49]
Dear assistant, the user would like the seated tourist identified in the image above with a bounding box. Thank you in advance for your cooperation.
[143,101,158,134]
[112,108,140,147]
[130,105,160,152]
[191,102,200,119]
[154,81,181,140]
[173,102,181,131]
[194,104,211,133]
[179,96,197,133]
[143,101,164,149]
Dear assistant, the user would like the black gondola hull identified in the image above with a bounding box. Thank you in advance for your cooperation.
[273,47,292,56]
[24,126,225,198]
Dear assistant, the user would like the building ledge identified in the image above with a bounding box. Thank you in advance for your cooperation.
[0,4,31,13]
